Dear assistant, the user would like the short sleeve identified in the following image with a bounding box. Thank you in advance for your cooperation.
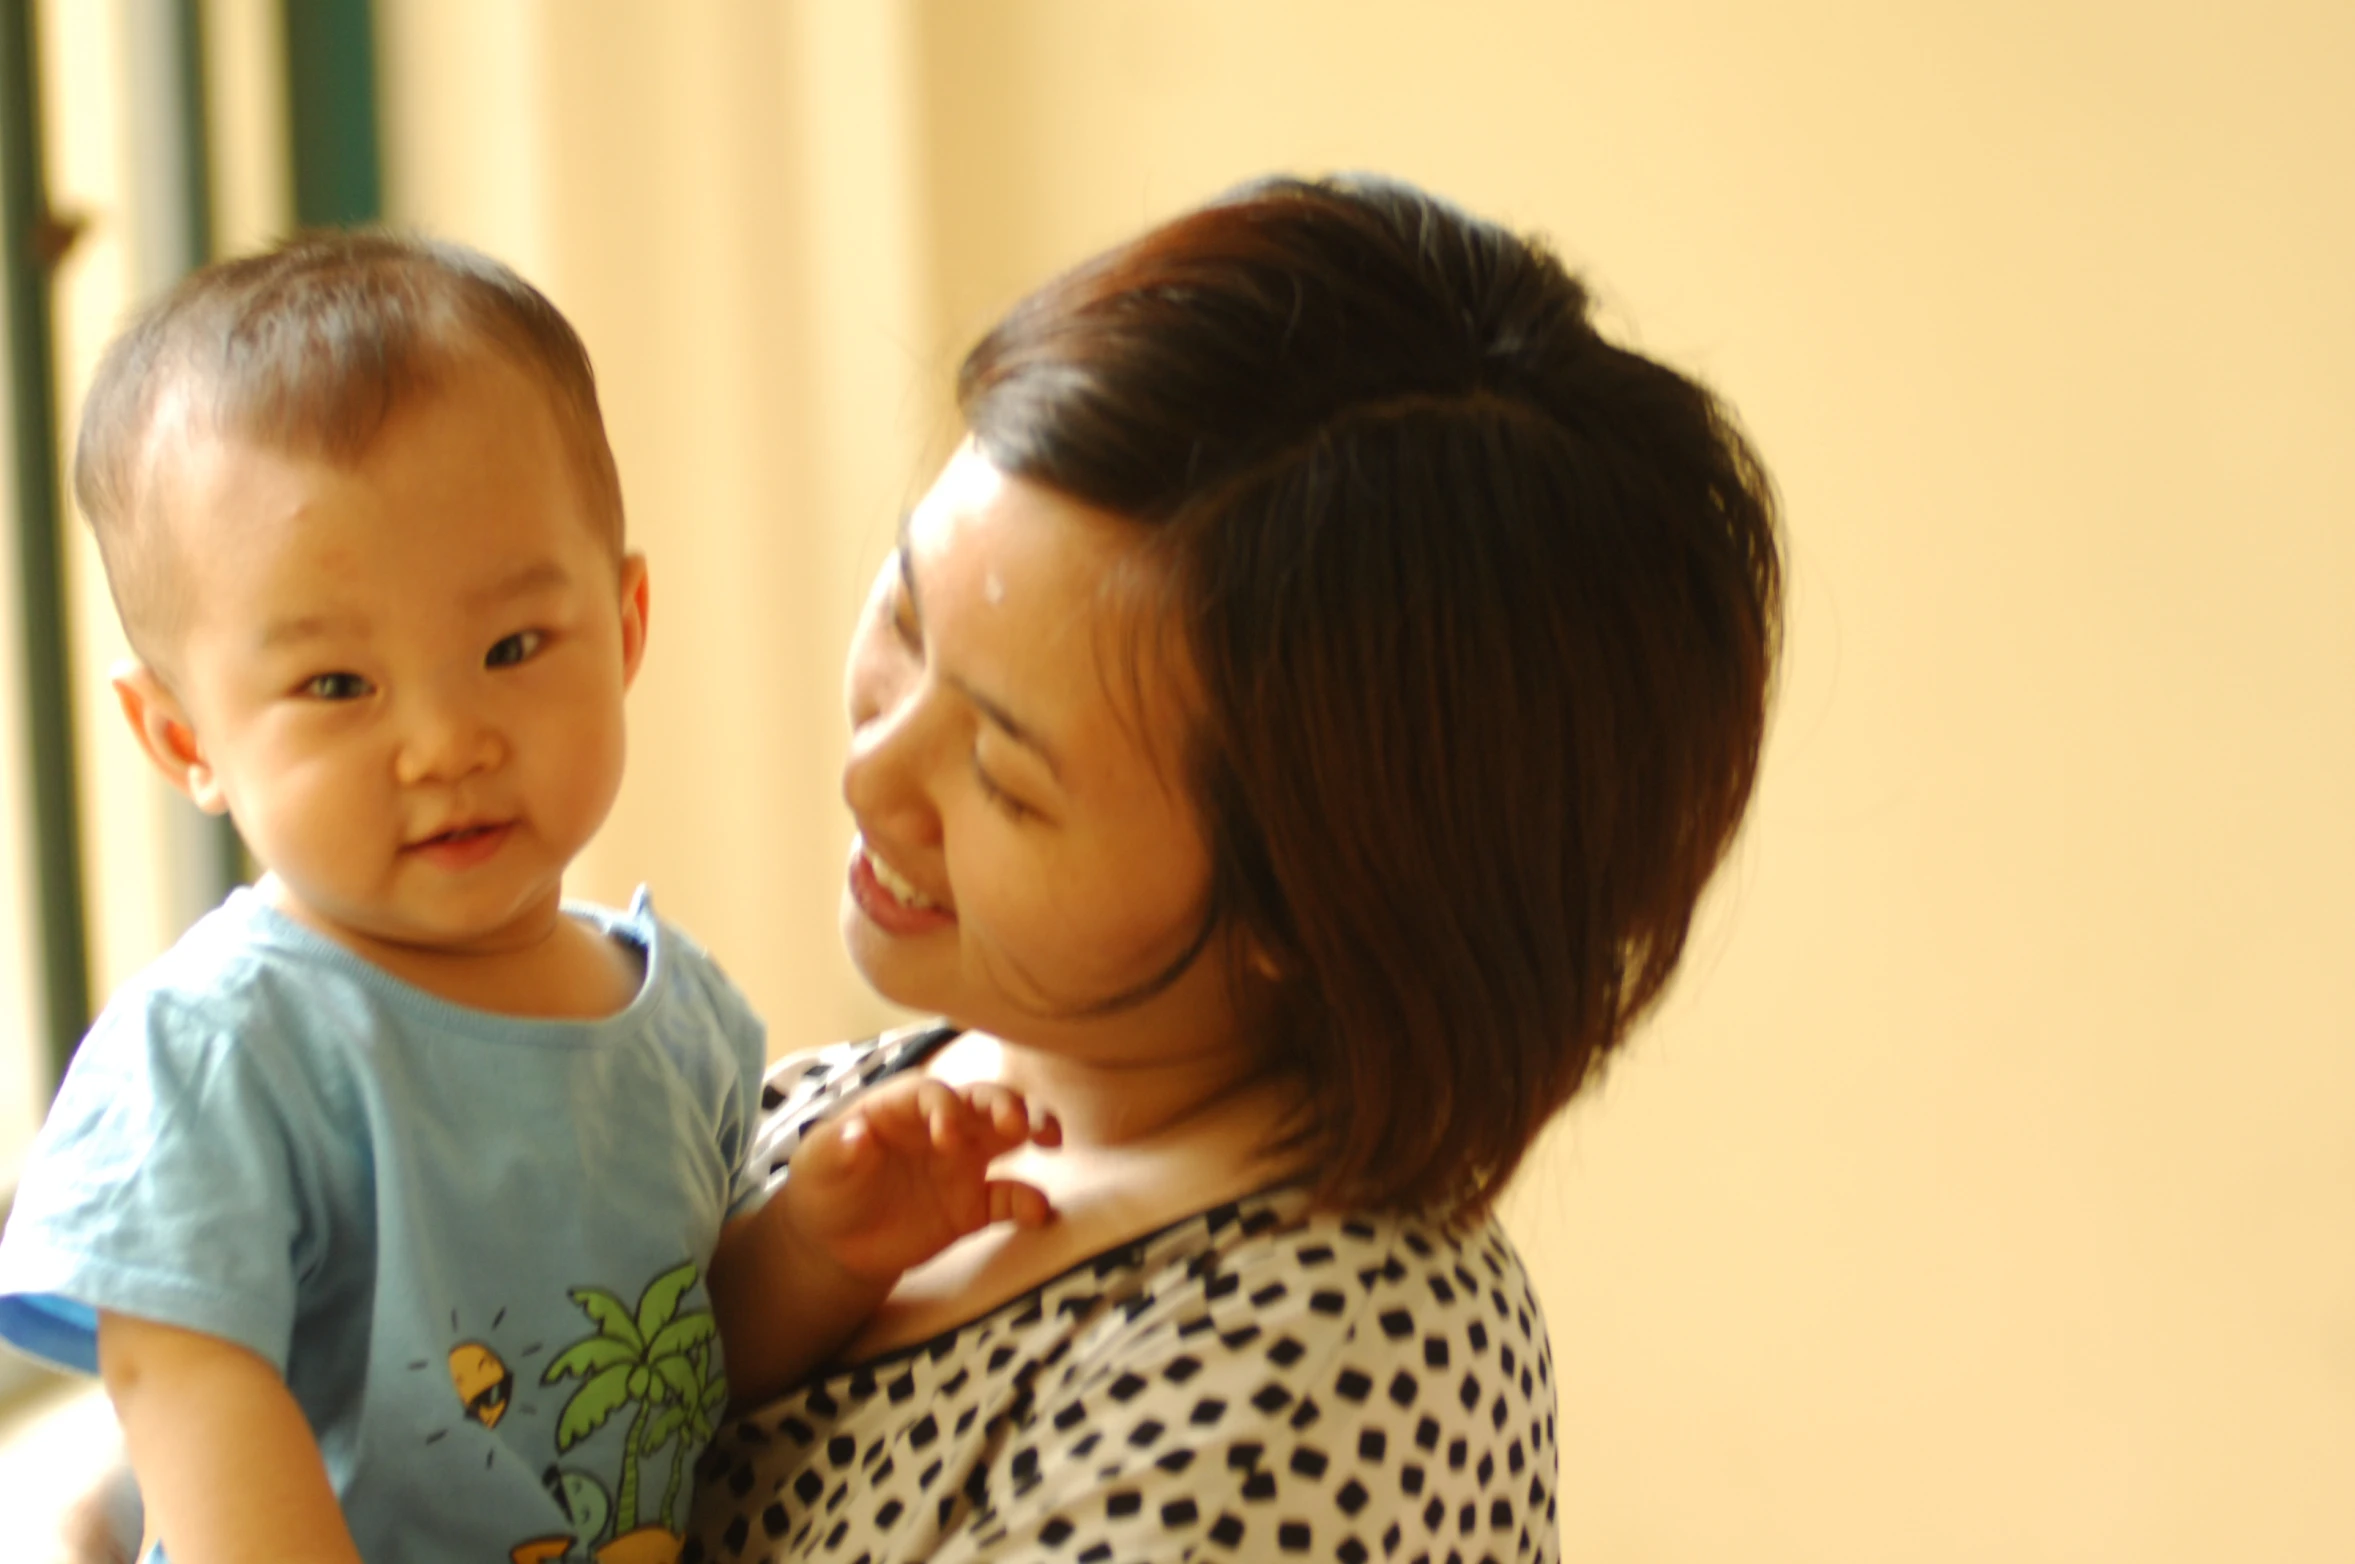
[0,994,309,1376]
[646,908,773,1220]
[717,993,771,1218]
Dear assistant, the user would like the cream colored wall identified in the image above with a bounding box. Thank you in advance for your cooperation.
[96,0,2340,1556]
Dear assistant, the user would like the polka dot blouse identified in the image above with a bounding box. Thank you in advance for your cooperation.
[685,1027,1561,1564]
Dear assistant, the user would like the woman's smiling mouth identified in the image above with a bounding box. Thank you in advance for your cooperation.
[848,837,956,934]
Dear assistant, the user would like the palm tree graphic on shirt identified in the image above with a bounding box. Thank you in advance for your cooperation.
[538,1260,726,1542]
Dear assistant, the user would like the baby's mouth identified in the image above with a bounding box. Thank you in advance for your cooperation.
[408,820,511,855]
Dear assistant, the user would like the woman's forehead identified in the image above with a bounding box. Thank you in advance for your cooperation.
[910,446,1113,585]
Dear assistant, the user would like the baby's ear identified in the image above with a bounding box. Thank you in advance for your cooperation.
[617,551,651,688]
[111,663,227,814]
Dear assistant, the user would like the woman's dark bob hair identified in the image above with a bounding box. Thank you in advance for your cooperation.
[959,175,1782,1218]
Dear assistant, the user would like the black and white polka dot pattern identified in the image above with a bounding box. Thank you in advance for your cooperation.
[686,1029,1560,1563]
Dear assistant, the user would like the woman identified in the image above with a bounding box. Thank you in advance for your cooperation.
[686,173,1780,1563]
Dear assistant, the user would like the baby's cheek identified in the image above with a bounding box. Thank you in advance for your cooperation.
[546,722,628,831]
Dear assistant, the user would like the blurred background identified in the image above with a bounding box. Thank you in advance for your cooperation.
[2,1,2350,1558]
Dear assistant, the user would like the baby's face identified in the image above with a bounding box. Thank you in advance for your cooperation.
[147,354,646,960]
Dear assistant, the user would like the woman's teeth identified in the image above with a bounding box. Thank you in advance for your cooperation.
[867,848,937,910]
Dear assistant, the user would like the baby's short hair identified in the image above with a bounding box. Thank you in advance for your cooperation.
[75,232,625,663]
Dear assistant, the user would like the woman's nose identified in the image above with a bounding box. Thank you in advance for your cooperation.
[841,683,942,848]
[394,689,504,786]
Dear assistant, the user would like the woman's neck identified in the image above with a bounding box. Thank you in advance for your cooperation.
[928,1026,1298,1155]
[843,1022,1309,1363]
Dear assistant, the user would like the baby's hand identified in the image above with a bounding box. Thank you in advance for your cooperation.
[782,1076,1060,1282]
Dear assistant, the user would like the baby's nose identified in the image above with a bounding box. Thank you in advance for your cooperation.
[395,694,505,784]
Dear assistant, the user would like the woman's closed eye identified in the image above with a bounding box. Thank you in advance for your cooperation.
[888,596,922,654]
[971,753,1038,822]
[485,629,545,668]
[885,547,926,652]
[303,671,373,701]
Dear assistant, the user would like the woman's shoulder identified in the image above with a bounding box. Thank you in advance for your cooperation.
[1036,1195,1558,1557]
[1117,1194,1555,1420]
[1079,1195,1556,1539]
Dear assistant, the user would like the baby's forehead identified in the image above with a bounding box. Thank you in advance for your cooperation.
[138,343,610,535]
[136,369,617,625]
[155,328,531,459]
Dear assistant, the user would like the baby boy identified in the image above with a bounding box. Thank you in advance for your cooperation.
[0,234,1046,1564]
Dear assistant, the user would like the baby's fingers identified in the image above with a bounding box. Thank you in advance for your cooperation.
[961,1083,1062,1155]
[913,1077,978,1155]
[850,1076,964,1157]
[983,1177,1054,1230]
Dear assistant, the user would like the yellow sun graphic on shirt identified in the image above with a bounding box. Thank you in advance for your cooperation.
[412,1305,545,1468]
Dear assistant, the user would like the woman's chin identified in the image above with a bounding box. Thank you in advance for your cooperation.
[842,901,940,1012]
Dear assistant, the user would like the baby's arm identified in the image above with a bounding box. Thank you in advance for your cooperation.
[98,1312,361,1564]
[709,1076,1056,1409]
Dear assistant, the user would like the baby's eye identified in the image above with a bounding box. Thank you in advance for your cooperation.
[486,630,545,668]
[303,672,373,701]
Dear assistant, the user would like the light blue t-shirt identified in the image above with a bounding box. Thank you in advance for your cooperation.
[0,887,767,1563]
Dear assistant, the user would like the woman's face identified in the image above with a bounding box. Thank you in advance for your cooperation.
[840,443,1243,1058]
